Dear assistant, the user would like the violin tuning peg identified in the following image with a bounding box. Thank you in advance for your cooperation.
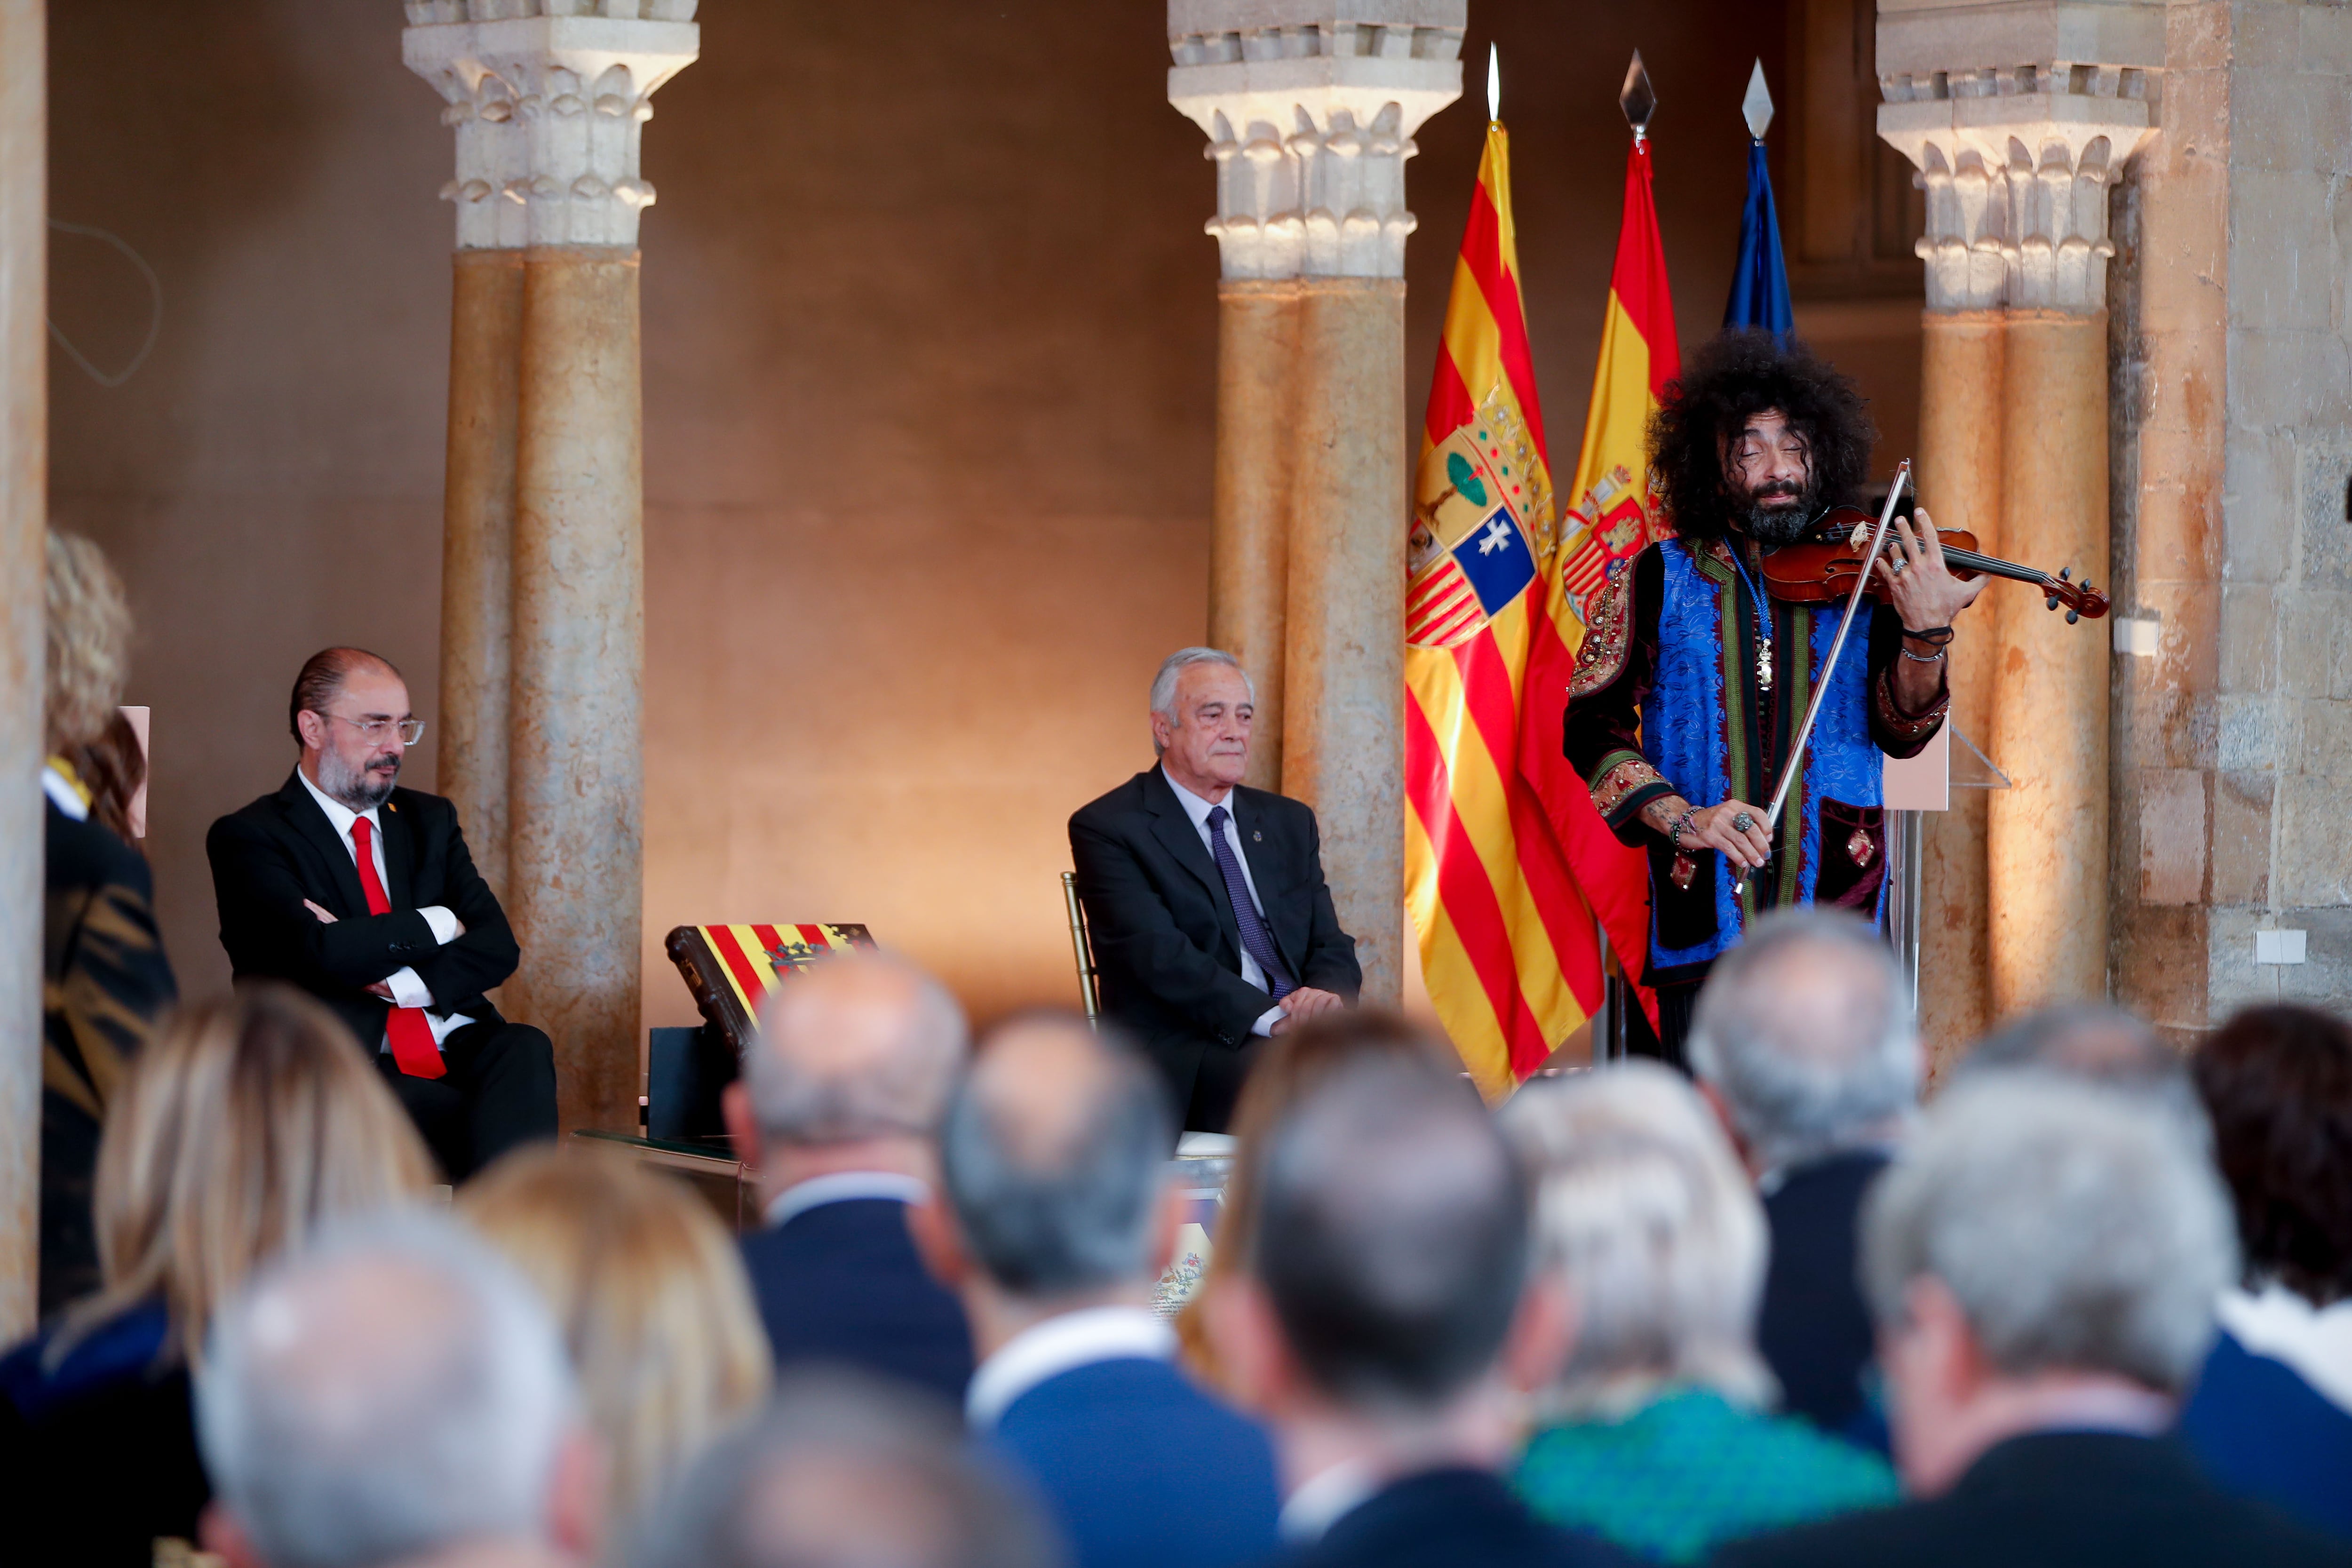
[2059,566,2071,580]
[2066,609,2081,624]
[2046,594,2060,611]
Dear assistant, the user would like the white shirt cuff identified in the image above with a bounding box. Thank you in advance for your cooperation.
[418,906,461,945]
[385,966,433,1010]
[1252,1004,1285,1038]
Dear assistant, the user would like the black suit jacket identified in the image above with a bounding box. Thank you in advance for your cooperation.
[1758,1148,1889,1443]
[207,771,517,1050]
[739,1197,974,1407]
[1271,1468,1636,1568]
[1713,1432,2352,1568]
[1069,768,1359,1061]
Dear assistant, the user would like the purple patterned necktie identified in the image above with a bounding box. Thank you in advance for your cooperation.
[1205,804,1295,998]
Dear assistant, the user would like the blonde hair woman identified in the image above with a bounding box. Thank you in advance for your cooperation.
[0,984,433,1563]
[461,1147,773,1535]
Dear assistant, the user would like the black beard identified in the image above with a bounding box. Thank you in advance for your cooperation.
[321,748,398,811]
[1734,483,1820,546]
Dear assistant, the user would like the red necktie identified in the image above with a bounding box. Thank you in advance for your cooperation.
[350,817,445,1080]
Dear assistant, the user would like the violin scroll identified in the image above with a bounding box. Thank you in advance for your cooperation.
[2044,566,2111,623]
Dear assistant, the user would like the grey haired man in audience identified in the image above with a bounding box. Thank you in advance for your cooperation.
[1685,908,1918,1444]
[195,1213,602,1568]
[1718,1075,2351,1568]
[913,1011,1280,1568]
[633,1369,1057,1568]
[723,950,976,1402]
[1204,1039,1629,1568]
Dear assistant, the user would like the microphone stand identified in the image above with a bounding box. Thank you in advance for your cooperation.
[1733,460,1911,898]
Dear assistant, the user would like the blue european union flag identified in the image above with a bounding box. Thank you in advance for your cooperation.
[1451,509,1537,614]
[1724,140,1794,340]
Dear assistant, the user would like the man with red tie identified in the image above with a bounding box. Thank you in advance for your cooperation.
[208,647,556,1178]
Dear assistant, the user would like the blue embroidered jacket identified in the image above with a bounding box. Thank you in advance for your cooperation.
[1562,538,1947,985]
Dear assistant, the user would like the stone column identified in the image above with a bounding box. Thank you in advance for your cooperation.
[1879,6,2159,1023]
[1168,3,1463,1005]
[1210,281,1297,790]
[406,3,698,1132]
[0,0,41,1341]
[437,249,523,897]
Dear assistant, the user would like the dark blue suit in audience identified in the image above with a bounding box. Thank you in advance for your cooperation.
[2177,1328,2352,1540]
[1271,1469,1634,1568]
[986,1355,1279,1568]
[1757,1148,1888,1446]
[740,1195,973,1406]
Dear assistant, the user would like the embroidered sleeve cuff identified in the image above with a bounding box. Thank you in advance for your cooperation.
[1875,667,1950,745]
[1589,752,1674,829]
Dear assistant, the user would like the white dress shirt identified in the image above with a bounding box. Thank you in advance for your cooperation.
[763,1170,933,1230]
[1160,767,1287,1038]
[1277,1459,1382,1544]
[964,1304,1177,1430]
[2218,1283,2352,1414]
[295,767,470,1049]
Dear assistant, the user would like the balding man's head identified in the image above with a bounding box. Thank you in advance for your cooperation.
[745,951,969,1148]
[1253,1051,1530,1410]
[941,1013,1173,1297]
[196,1213,581,1568]
[1686,908,1918,1170]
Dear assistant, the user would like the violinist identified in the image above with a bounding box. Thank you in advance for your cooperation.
[1563,330,1984,1063]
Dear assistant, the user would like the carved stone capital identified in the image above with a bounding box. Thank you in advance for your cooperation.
[1879,67,2157,314]
[403,2,699,251]
[1168,3,1464,280]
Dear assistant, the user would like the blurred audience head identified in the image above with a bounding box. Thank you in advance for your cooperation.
[1217,1036,1539,1424]
[632,1369,1060,1568]
[1502,1061,1774,1417]
[1687,907,1916,1174]
[730,951,969,1189]
[288,647,416,812]
[44,528,132,756]
[2194,1003,2352,1307]
[1962,1002,2180,1092]
[1862,1075,2235,1495]
[69,984,434,1364]
[197,1212,599,1568]
[462,1148,774,1529]
[936,1011,1173,1306]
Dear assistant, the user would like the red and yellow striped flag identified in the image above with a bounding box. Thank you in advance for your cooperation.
[1517,135,1681,1026]
[1405,120,1621,1096]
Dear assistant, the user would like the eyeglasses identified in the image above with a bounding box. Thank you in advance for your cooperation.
[325,713,426,746]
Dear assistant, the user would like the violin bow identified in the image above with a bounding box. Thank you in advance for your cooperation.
[1733,460,1911,899]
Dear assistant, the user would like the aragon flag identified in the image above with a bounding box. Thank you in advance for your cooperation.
[1514,131,1683,1038]
[1404,117,1618,1096]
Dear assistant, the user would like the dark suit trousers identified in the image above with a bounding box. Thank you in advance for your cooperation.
[1164,1032,1264,1136]
[373,1019,557,1181]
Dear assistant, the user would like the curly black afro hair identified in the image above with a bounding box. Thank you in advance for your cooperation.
[1647,329,1877,542]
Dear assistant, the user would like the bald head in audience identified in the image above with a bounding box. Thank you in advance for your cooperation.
[1686,908,1920,1175]
[1208,1039,1565,1503]
[196,1213,600,1568]
[633,1371,1057,1568]
[1959,1002,2181,1089]
[724,950,971,1204]
[922,1012,1176,1351]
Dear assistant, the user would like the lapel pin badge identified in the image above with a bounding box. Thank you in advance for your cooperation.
[1253,830,1262,842]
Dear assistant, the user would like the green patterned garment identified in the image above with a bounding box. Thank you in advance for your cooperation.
[1514,1387,1899,1563]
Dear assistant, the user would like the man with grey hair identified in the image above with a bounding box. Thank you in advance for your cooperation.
[912,1011,1279,1568]
[1685,907,1918,1444]
[195,1212,600,1568]
[1205,1037,1626,1568]
[1069,647,1359,1132]
[631,1369,1059,1568]
[723,950,975,1402]
[1719,1075,2349,1568]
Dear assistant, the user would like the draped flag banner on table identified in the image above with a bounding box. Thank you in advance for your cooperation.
[1512,130,1686,1043]
[1405,117,1631,1096]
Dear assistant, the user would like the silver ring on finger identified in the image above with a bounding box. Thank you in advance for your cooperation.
[1889,554,1907,574]
[1732,812,1755,833]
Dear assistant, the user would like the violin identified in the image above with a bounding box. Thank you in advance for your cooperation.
[1758,505,2111,623]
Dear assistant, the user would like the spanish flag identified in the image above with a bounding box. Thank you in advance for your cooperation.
[1405,119,1616,1096]
[1518,134,1681,1027]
